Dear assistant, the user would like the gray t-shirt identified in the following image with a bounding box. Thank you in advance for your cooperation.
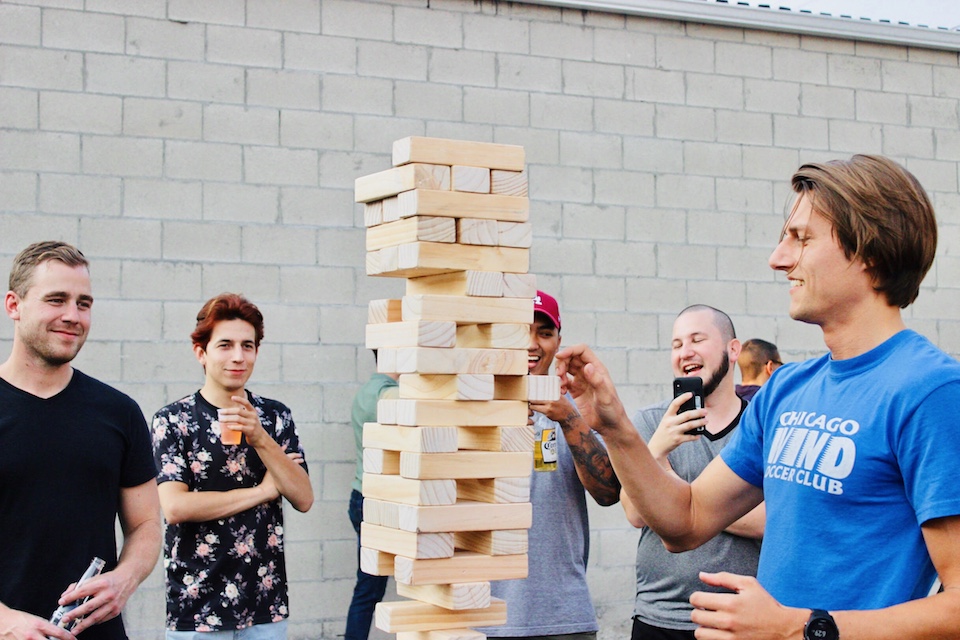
[632,400,761,630]
[482,410,598,636]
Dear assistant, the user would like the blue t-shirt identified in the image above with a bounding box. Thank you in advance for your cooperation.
[722,330,960,611]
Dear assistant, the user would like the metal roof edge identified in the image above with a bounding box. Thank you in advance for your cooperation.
[520,0,960,52]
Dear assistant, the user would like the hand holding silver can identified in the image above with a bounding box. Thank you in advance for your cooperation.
[48,557,106,635]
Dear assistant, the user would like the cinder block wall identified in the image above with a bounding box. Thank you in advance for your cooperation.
[1,1,958,638]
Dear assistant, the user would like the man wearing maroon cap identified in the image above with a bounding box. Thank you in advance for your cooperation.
[481,291,621,640]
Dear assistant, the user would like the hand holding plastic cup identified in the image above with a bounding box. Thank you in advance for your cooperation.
[217,408,243,445]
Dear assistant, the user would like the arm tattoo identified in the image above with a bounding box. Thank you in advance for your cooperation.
[559,412,621,505]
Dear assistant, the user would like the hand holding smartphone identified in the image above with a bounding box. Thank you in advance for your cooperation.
[673,376,705,435]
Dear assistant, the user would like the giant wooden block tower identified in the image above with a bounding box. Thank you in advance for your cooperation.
[356,136,560,638]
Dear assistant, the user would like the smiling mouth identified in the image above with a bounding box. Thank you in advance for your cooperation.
[682,364,703,375]
[790,279,804,287]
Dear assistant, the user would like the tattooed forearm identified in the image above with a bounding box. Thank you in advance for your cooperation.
[559,414,621,505]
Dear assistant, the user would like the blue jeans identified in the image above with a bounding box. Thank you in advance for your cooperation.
[166,620,287,640]
[345,489,389,640]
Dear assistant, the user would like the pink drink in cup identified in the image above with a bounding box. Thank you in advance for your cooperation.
[217,409,242,445]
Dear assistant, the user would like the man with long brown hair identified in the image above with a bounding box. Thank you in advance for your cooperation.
[152,293,312,639]
[558,155,960,640]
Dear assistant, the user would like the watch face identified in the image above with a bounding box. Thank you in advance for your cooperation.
[807,618,838,640]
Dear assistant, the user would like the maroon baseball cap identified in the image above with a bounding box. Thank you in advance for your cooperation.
[534,290,561,331]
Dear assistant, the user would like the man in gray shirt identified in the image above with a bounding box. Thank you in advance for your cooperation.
[623,305,764,640]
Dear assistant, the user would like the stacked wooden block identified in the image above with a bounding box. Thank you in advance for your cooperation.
[356,137,561,639]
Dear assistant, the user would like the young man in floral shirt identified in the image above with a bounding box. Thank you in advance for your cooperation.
[152,293,313,639]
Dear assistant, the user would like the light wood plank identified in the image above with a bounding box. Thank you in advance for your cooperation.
[394,551,528,586]
[451,165,491,194]
[400,451,532,480]
[393,136,524,171]
[455,530,528,556]
[501,273,537,298]
[375,598,508,633]
[497,221,532,248]
[382,195,401,223]
[456,324,529,350]
[490,168,528,196]
[363,448,401,475]
[399,374,495,401]
[355,163,450,203]
[366,216,456,251]
[527,374,561,402]
[403,294,533,325]
[368,299,403,324]
[364,201,383,227]
[405,271,504,298]
[396,500,532,533]
[367,242,529,279]
[361,522,454,559]
[457,426,534,452]
[398,190,528,223]
[394,399,528,427]
[396,629,486,640]
[364,498,400,529]
[457,477,530,504]
[457,218,499,246]
[396,582,491,611]
[359,547,395,576]
[380,347,527,375]
[366,321,457,349]
[362,473,457,506]
[362,423,458,453]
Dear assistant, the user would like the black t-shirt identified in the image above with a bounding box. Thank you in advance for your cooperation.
[0,370,157,639]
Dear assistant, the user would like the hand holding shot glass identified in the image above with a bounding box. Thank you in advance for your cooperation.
[217,407,243,445]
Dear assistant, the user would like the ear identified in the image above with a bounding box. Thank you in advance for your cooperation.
[728,338,742,363]
[4,291,21,321]
[764,360,777,376]
[193,343,207,366]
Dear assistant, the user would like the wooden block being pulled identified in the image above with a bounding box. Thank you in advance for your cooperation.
[368,299,403,324]
[366,321,457,349]
[501,272,537,298]
[451,165,491,194]
[396,582,491,611]
[497,221,532,248]
[397,500,532,533]
[456,324,529,350]
[403,295,533,325]
[394,399,529,427]
[355,163,451,203]
[362,423,458,453]
[394,551,528,586]
[393,136,525,171]
[457,218,499,246]
[361,522,454,559]
[359,547,395,576]
[406,271,504,298]
[455,529,528,556]
[399,374,495,401]
[400,451,533,480]
[527,374,561,402]
[375,597,508,633]
[398,190,528,223]
[362,473,457,506]
[397,629,486,640]
[380,347,527,375]
[457,477,530,504]
[366,216,456,251]
[457,426,534,452]
[363,448,401,475]
[491,168,528,196]
[367,242,529,278]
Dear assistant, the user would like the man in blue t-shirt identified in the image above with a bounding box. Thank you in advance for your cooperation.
[556,155,960,640]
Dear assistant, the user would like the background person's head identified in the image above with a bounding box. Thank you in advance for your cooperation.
[530,291,561,376]
[737,338,781,386]
[672,305,740,400]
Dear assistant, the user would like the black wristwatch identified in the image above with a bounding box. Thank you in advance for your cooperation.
[804,609,839,640]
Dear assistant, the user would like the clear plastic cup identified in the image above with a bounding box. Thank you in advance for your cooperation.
[217,409,242,445]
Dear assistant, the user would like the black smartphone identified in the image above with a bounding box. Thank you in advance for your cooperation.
[673,376,705,435]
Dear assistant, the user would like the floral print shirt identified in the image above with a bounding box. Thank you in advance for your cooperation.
[152,391,307,631]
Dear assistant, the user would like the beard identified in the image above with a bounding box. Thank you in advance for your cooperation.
[702,350,730,399]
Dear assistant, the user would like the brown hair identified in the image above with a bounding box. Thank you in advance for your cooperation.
[790,155,937,308]
[739,338,781,379]
[8,241,89,297]
[191,293,264,350]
